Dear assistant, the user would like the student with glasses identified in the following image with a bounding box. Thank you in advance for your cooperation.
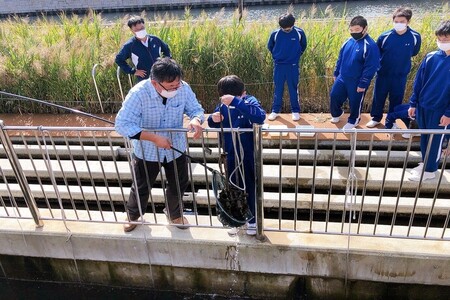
[115,57,204,232]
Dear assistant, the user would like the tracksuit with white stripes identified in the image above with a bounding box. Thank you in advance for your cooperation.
[115,35,171,82]
[267,26,307,114]
[409,50,450,172]
[370,27,421,122]
[330,35,380,125]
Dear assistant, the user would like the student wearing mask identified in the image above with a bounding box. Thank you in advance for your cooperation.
[330,16,380,129]
[115,16,171,83]
[367,7,421,128]
[408,20,450,181]
[267,13,307,122]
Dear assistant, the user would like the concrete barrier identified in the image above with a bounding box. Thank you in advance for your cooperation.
[0,209,449,298]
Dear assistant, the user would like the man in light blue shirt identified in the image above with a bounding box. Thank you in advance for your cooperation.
[115,57,204,232]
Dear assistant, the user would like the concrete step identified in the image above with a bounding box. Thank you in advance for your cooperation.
[2,145,423,165]
[0,144,121,159]
[182,147,423,165]
[2,184,449,216]
[1,158,449,194]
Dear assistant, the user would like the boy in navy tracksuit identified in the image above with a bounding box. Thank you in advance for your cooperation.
[267,13,307,122]
[208,75,266,235]
[115,16,171,83]
[408,20,450,181]
[330,16,380,130]
[367,7,421,128]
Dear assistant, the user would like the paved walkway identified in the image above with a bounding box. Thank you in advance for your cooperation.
[0,113,413,142]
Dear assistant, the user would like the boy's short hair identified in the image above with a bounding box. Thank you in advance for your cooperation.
[392,7,412,21]
[435,20,450,37]
[217,75,245,97]
[150,57,183,83]
[127,16,145,28]
[278,13,295,29]
[349,16,368,28]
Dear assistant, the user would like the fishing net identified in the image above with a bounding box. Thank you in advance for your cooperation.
[212,164,253,228]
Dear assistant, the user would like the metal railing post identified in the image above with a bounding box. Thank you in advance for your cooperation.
[91,64,105,113]
[116,66,125,101]
[253,124,265,241]
[0,121,43,227]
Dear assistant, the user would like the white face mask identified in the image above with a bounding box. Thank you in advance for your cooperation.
[393,22,407,32]
[159,89,178,98]
[135,29,147,39]
[437,41,450,52]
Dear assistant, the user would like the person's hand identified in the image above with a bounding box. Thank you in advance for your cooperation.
[442,147,450,157]
[333,76,336,81]
[153,135,172,149]
[356,87,366,93]
[187,118,203,139]
[408,107,416,119]
[135,69,147,78]
[211,112,223,123]
[439,115,450,127]
[220,95,235,106]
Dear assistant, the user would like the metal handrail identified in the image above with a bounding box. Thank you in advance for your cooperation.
[0,124,449,240]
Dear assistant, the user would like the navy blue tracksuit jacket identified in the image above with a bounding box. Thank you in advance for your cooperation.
[267,27,307,113]
[409,50,450,172]
[330,35,380,125]
[207,95,266,223]
[115,35,171,82]
[370,27,421,122]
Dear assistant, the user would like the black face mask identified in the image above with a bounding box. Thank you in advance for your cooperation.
[351,31,364,40]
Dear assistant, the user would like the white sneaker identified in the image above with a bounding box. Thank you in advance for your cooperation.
[366,120,380,128]
[227,227,239,236]
[292,113,300,121]
[409,162,424,175]
[391,123,400,130]
[408,171,436,182]
[268,112,279,121]
[402,132,421,139]
[246,223,256,236]
[342,122,358,130]
[330,111,344,123]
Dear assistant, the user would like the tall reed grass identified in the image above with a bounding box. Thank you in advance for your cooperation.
[0,5,448,114]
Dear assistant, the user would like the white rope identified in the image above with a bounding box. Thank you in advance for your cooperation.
[225,105,246,192]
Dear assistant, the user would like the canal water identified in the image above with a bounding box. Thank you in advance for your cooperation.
[100,0,449,22]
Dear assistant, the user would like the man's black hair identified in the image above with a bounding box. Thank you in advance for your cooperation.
[392,7,412,21]
[127,16,145,28]
[349,16,368,28]
[150,57,183,83]
[435,20,450,37]
[217,75,245,97]
[278,13,296,29]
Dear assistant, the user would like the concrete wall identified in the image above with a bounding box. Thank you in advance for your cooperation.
[0,0,342,16]
[1,210,450,298]
[0,0,233,16]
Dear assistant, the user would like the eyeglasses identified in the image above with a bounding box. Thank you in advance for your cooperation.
[157,81,183,92]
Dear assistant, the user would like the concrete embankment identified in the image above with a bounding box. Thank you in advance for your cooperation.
[0,0,347,17]
[1,209,450,299]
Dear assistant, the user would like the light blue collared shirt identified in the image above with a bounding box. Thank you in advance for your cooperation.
[115,79,204,162]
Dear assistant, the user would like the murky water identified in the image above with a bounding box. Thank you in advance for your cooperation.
[100,0,449,23]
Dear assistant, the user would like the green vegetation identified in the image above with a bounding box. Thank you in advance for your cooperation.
[0,5,448,114]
